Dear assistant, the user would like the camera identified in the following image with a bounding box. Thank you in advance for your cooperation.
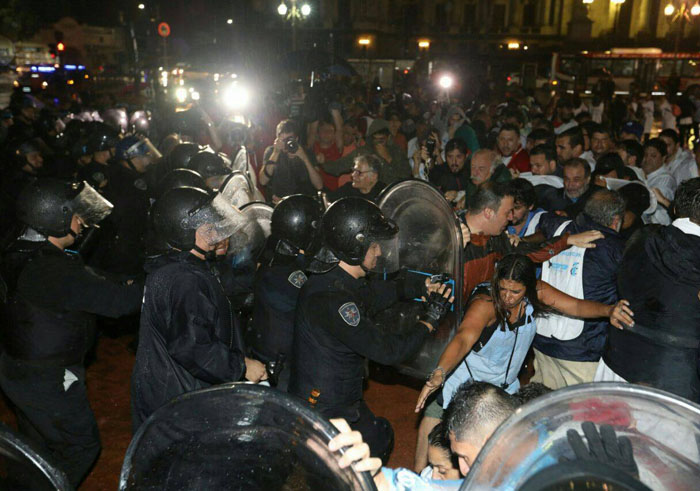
[285,137,299,154]
[426,137,437,156]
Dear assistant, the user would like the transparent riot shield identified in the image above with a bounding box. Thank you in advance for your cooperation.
[377,179,463,379]
[460,382,700,491]
[219,171,255,209]
[119,383,376,491]
[0,422,72,490]
[229,201,273,263]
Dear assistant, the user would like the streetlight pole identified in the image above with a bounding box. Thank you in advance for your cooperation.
[664,1,700,75]
[277,1,311,52]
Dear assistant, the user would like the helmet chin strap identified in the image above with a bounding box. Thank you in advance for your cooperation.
[193,243,217,261]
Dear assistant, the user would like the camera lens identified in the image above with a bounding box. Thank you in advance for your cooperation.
[285,138,298,153]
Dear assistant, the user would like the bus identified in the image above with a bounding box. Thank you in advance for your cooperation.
[554,48,700,95]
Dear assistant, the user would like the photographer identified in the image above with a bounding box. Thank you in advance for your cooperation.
[411,129,444,181]
[259,119,323,204]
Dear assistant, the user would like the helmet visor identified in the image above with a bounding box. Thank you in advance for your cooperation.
[187,193,248,247]
[71,181,113,227]
[363,235,399,274]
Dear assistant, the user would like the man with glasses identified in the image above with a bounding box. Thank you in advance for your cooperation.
[322,119,411,186]
[326,155,385,203]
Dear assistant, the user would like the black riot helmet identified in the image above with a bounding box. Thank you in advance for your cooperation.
[271,194,323,256]
[311,197,399,273]
[156,169,207,199]
[168,143,202,170]
[101,108,128,134]
[86,122,119,154]
[16,178,113,237]
[189,151,230,178]
[151,186,247,251]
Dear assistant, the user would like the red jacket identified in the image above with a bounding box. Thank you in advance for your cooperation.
[504,147,530,173]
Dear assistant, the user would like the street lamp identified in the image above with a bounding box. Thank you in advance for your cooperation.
[417,39,430,49]
[138,3,145,9]
[664,1,700,72]
[227,18,233,25]
[277,1,311,51]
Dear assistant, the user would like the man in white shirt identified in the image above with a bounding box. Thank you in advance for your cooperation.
[643,138,677,205]
[659,129,699,185]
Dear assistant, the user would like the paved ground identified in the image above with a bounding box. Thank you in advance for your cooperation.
[0,334,423,490]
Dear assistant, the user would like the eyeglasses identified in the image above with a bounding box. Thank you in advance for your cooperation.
[352,168,375,175]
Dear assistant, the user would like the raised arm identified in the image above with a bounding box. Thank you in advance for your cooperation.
[537,280,634,329]
[415,297,494,412]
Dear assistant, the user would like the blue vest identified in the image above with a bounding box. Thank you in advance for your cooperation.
[442,300,536,406]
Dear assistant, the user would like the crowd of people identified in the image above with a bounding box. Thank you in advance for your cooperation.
[0,71,699,489]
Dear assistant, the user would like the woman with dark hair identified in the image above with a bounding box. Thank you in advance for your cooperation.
[415,254,633,410]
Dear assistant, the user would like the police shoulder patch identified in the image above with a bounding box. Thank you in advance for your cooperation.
[287,270,307,288]
[338,302,361,327]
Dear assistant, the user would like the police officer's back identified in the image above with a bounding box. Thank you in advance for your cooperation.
[249,194,323,390]
[131,186,268,431]
[0,178,143,487]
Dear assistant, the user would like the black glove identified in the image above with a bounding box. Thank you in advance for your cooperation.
[419,289,451,330]
[566,421,639,479]
[396,268,428,300]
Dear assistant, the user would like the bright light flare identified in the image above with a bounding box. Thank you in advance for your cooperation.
[438,75,454,89]
[175,88,188,103]
[418,39,430,48]
[191,91,201,101]
[227,18,233,24]
[358,37,371,46]
[277,3,288,16]
[692,3,700,16]
[664,3,675,16]
[300,3,311,16]
[222,84,250,110]
[138,3,145,9]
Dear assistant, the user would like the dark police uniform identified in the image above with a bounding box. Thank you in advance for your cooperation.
[249,253,308,391]
[289,266,430,460]
[0,240,143,486]
[88,164,150,276]
[131,251,247,430]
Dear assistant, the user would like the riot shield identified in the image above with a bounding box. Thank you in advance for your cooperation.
[0,422,72,490]
[377,179,463,379]
[219,171,255,209]
[119,383,376,491]
[229,201,273,263]
[460,382,700,490]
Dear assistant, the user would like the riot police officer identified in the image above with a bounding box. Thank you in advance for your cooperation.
[88,136,159,275]
[131,186,267,431]
[0,178,143,487]
[248,194,323,390]
[78,123,119,189]
[288,197,453,462]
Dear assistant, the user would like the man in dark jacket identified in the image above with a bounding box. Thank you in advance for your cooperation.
[289,197,452,462]
[0,179,143,487]
[131,186,267,430]
[531,189,626,389]
[595,178,700,402]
